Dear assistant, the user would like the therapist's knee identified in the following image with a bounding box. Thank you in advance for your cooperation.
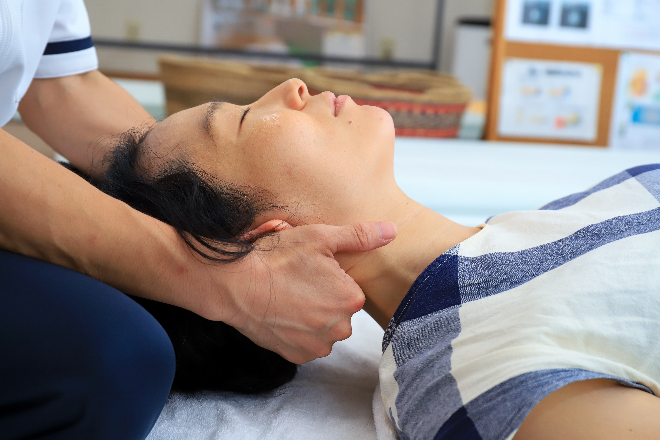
[32,294,177,440]
[0,251,176,440]
[80,299,176,440]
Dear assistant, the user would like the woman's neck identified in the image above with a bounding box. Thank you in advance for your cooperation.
[335,193,482,329]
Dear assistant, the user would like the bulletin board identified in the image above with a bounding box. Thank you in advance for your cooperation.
[485,0,660,149]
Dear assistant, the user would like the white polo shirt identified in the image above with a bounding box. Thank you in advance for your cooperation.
[0,0,98,125]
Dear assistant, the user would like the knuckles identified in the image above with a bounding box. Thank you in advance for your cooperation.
[348,290,366,313]
[313,344,333,359]
[285,352,314,365]
[284,342,333,363]
[328,321,353,342]
[350,222,373,250]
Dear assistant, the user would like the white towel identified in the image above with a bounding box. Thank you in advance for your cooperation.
[147,310,384,440]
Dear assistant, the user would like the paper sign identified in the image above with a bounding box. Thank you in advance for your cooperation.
[610,52,660,150]
[498,58,602,141]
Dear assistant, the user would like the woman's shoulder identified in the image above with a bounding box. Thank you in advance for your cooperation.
[533,163,660,213]
[477,163,660,265]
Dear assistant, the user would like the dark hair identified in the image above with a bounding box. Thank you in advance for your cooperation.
[66,128,297,395]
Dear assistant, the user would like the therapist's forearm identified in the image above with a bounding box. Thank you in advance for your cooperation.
[0,128,187,303]
[18,70,154,177]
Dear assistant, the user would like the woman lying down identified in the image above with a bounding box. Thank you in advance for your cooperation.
[79,79,660,440]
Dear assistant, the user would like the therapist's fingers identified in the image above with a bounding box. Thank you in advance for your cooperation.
[321,221,398,255]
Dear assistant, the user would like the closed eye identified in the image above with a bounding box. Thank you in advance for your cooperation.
[239,107,251,130]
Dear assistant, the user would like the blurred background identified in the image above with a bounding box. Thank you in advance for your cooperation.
[11,0,660,150]
[84,0,493,141]
[87,0,491,78]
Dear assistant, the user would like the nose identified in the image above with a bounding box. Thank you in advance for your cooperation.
[277,78,309,110]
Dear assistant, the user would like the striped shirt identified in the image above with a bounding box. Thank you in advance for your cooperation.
[379,164,660,440]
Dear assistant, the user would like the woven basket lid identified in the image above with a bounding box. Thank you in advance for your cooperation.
[302,68,472,104]
[159,55,301,112]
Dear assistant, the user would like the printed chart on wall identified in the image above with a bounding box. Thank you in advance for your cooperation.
[498,58,602,141]
[505,0,660,51]
[610,52,660,150]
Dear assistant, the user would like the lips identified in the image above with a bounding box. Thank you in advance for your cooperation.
[334,95,349,117]
[322,91,349,117]
[322,91,337,115]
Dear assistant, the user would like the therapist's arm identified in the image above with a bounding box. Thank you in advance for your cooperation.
[0,128,186,302]
[18,69,153,177]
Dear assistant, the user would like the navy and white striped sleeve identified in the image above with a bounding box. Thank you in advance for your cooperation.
[34,0,98,79]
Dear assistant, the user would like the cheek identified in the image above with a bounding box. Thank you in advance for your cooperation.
[242,119,325,189]
[223,109,394,224]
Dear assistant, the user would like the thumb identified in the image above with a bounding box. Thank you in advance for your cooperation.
[326,221,397,254]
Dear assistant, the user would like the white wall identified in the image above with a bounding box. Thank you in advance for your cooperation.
[439,0,493,71]
[364,0,493,70]
[363,0,438,63]
[85,0,201,73]
[85,0,200,43]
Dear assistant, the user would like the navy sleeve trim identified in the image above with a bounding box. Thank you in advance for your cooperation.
[43,37,94,55]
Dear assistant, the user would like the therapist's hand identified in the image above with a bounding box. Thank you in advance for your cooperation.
[187,221,396,364]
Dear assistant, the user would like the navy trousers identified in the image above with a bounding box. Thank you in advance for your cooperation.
[0,250,175,440]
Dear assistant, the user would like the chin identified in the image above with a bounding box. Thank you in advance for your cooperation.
[364,105,395,139]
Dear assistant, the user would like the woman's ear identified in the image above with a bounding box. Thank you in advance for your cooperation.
[241,219,292,242]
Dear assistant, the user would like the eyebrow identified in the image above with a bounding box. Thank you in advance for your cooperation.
[203,100,226,139]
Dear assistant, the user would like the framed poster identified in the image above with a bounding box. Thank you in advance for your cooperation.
[498,58,602,141]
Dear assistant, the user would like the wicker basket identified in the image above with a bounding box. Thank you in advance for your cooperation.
[159,56,472,138]
[302,68,472,138]
[158,55,302,116]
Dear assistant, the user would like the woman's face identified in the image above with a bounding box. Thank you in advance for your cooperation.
[144,78,397,226]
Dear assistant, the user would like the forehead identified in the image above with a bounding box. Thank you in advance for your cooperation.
[141,101,252,170]
[138,107,202,166]
[144,103,220,154]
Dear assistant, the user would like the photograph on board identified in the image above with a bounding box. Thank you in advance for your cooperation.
[560,3,590,28]
[522,1,551,26]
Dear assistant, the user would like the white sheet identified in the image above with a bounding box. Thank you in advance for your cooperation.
[146,138,660,440]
